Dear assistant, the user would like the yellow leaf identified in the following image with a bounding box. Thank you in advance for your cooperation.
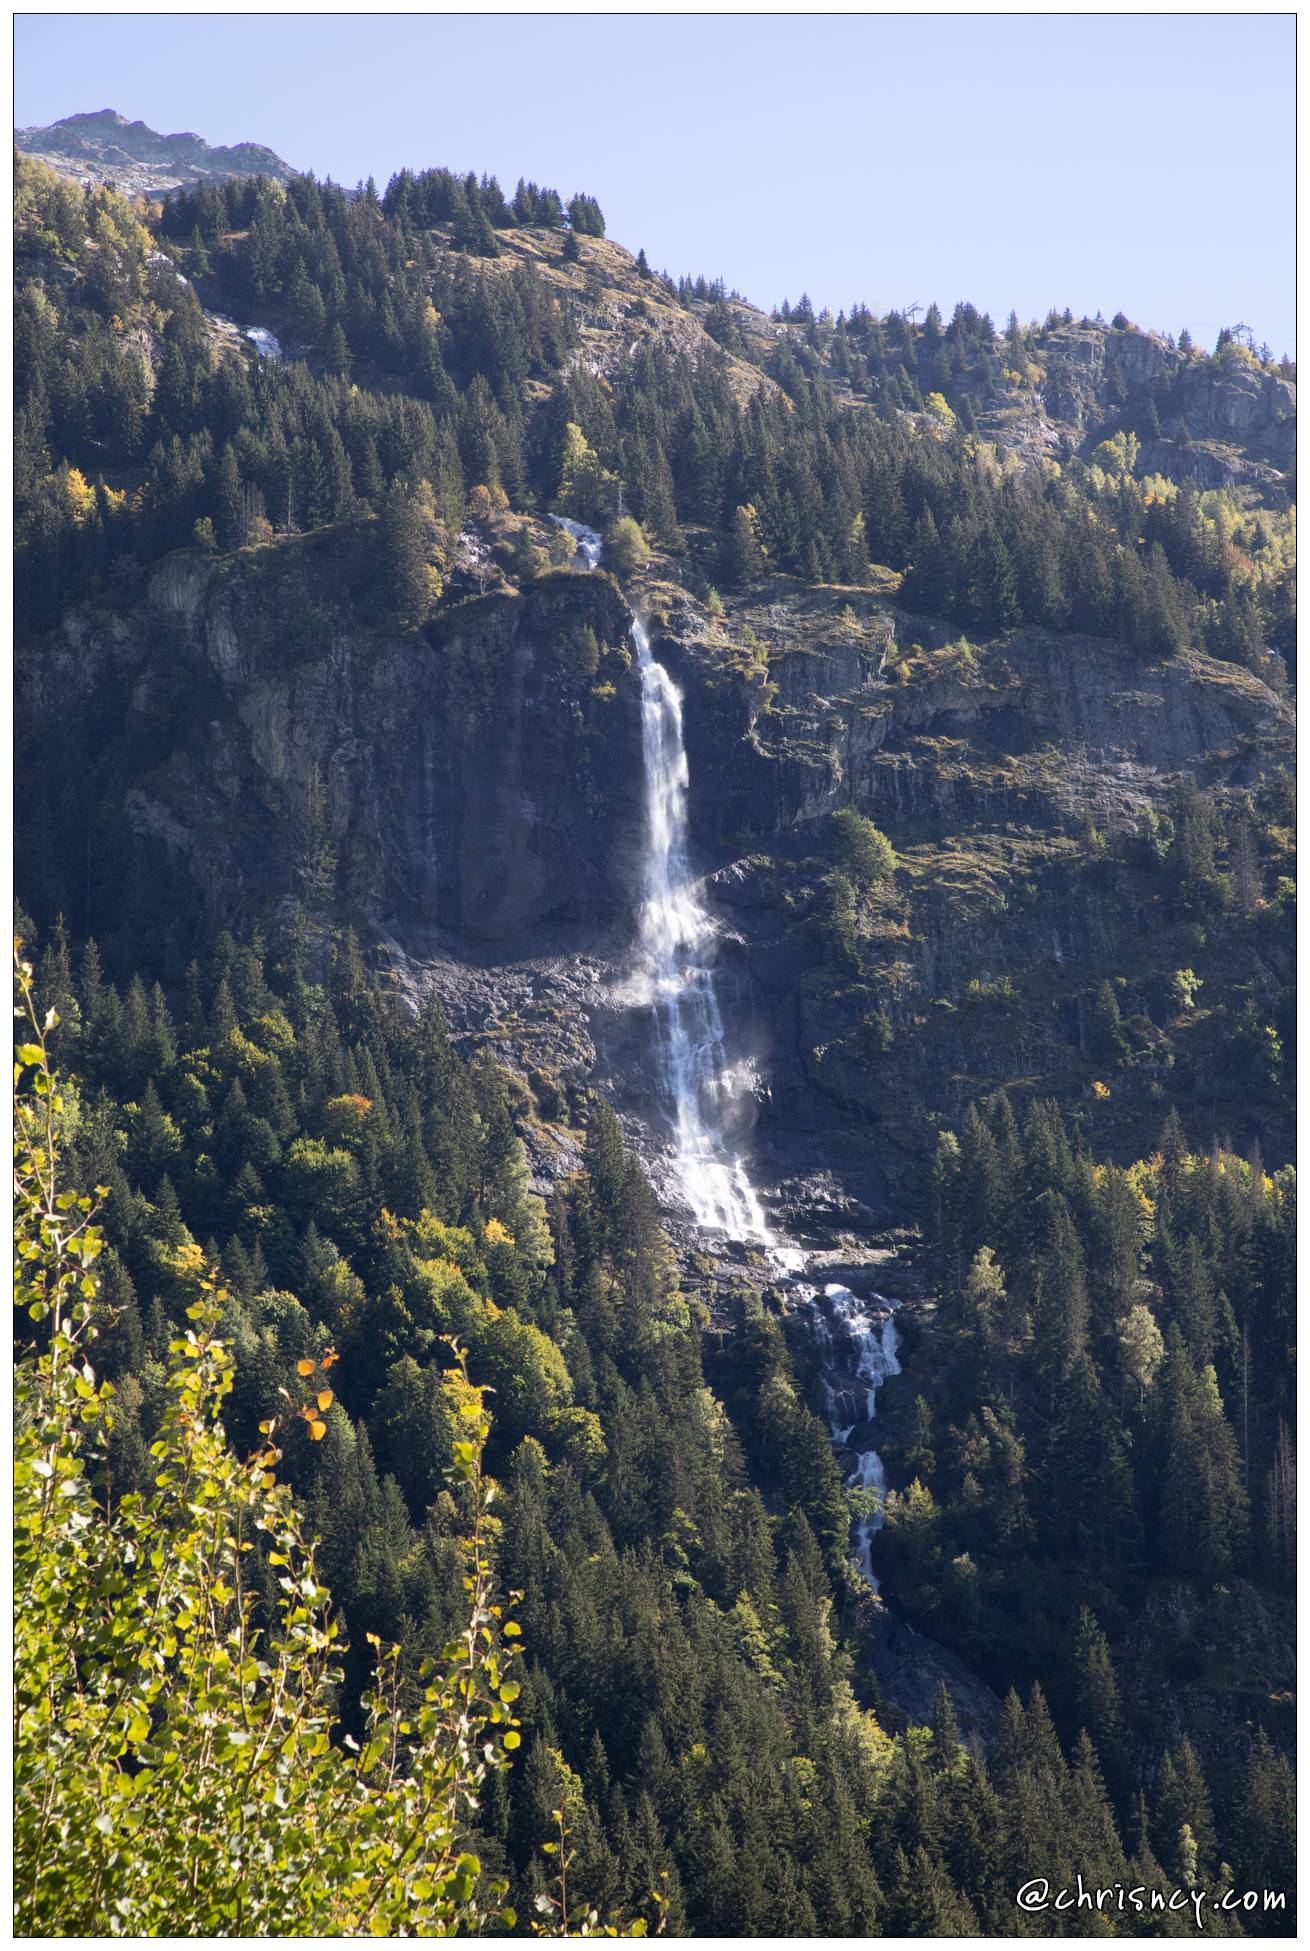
[310,1419,327,1440]
[317,1390,334,1411]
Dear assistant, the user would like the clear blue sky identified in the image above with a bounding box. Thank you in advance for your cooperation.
[15,12,1296,353]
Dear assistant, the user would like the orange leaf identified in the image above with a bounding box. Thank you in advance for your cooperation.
[297,1359,315,1377]
[310,1419,327,1440]
[317,1390,334,1411]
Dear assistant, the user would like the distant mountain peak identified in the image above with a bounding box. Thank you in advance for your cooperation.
[55,108,133,127]
[15,106,295,193]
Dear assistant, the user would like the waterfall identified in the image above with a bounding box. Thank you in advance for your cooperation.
[244,325,282,361]
[633,616,771,1243]
[200,308,282,361]
[548,513,604,570]
[548,511,896,1588]
[551,518,763,1236]
[812,1283,901,1589]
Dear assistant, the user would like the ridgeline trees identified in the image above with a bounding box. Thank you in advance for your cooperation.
[377,476,445,627]
[14,151,1292,677]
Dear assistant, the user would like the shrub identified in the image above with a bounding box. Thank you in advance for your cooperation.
[604,515,650,579]
[829,808,896,891]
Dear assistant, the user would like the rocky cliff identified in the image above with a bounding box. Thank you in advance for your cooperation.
[20,527,642,943]
[18,533,1293,1223]
[1038,323,1296,492]
[652,579,1288,843]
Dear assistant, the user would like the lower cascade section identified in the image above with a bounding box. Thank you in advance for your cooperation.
[804,1283,901,1590]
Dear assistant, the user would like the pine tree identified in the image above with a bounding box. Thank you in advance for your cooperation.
[1232,1730,1296,1910]
[1158,1330,1250,1582]
[1265,1418,1296,1580]
[325,319,352,377]
[903,508,951,614]
[376,477,441,628]
[723,503,766,585]
[929,1683,961,1774]
[1090,978,1128,1063]
[1031,1190,1090,1386]
[1072,1608,1131,1812]
[1154,1739,1217,1883]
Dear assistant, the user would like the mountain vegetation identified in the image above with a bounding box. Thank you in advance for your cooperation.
[12,136,1295,1934]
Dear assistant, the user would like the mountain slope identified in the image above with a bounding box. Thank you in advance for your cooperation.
[12,140,1297,1936]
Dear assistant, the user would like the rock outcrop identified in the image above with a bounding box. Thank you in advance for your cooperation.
[651,580,1291,847]
[1038,323,1295,491]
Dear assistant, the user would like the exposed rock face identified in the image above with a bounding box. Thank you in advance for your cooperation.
[1184,358,1296,456]
[20,534,643,943]
[1039,324,1295,492]
[628,578,1293,1213]
[15,108,295,194]
[653,585,1291,848]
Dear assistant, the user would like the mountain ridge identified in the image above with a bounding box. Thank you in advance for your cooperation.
[15,105,295,194]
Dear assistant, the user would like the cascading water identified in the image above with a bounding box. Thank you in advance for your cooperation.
[548,514,604,570]
[550,516,767,1238]
[632,616,771,1243]
[200,307,283,361]
[809,1283,901,1589]
[551,512,897,1588]
[244,325,282,361]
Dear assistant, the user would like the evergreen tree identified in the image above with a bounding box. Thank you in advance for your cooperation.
[724,502,766,585]
[377,476,442,627]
